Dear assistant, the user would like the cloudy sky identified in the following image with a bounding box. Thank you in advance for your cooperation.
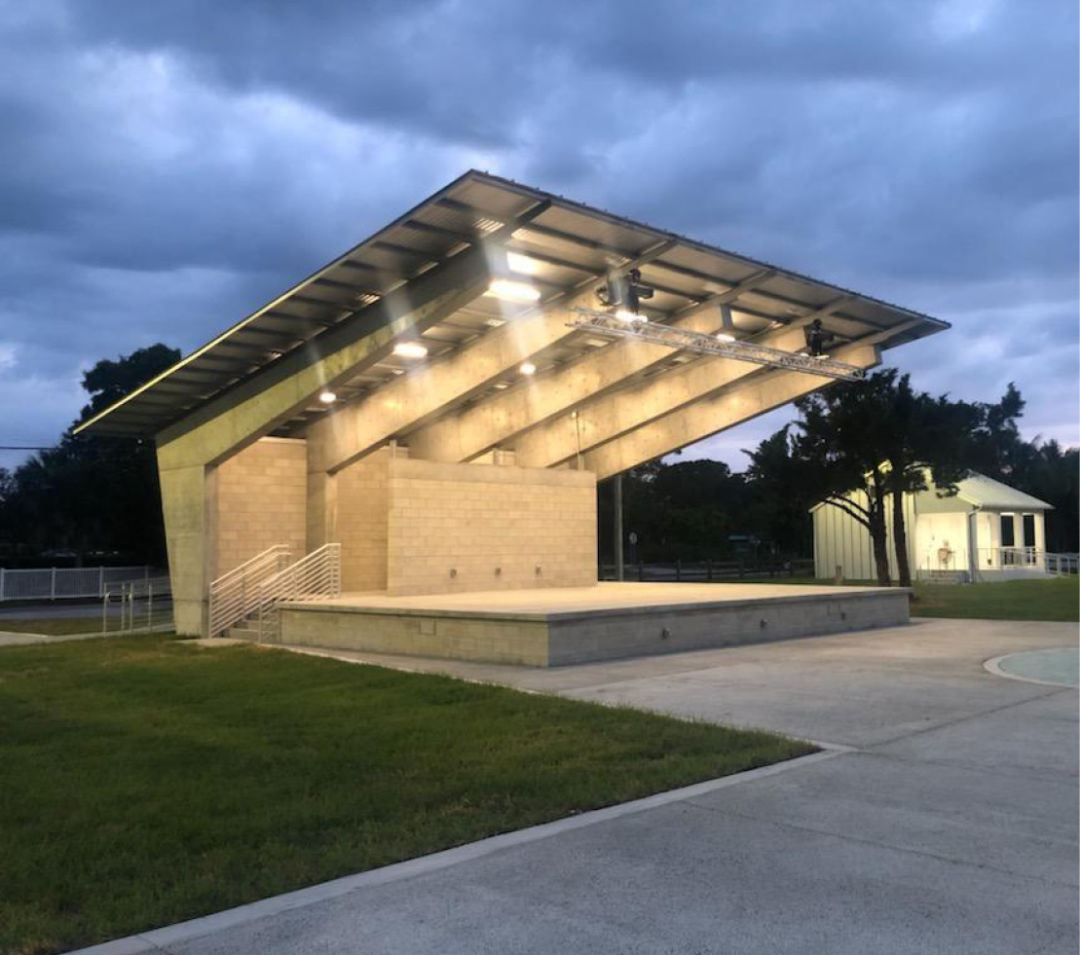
[0,0,1076,472]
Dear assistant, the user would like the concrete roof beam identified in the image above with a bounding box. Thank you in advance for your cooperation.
[581,342,881,480]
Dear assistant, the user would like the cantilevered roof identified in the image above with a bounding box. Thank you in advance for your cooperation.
[77,170,949,438]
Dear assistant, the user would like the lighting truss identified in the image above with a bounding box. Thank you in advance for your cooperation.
[567,308,866,381]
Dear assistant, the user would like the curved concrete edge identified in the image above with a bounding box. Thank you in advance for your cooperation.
[63,748,843,955]
[983,647,1079,688]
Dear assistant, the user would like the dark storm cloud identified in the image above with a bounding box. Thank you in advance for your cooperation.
[0,0,1076,471]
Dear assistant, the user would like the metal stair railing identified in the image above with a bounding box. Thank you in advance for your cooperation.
[208,544,291,638]
[255,543,342,641]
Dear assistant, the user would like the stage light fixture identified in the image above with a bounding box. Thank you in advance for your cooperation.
[804,318,835,358]
[488,278,542,302]
[506,252,541,275]
[392,341,428,359]
[597,267,655,322]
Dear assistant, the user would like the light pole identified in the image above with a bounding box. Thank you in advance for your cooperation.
[614,474,624,581]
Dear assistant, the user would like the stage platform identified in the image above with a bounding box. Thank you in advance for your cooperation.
[270,582,910,667]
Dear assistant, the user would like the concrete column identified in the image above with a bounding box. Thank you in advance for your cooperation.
[153,248,498,633]
[158,461,211,636]
[306,468,338,552]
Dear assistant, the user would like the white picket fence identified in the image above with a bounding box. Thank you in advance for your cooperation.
[0,566,159,602]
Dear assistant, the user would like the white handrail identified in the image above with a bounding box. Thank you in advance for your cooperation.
[208,544,292,638]
[255,543,341,640]
[211,544,291,588]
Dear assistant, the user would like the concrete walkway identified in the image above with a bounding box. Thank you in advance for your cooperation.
[80,618,1078,955]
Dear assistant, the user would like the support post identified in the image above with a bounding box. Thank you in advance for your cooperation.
[613,474,624,582]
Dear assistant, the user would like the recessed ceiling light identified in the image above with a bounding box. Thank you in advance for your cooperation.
[506,252,541,276]
[484,318,506,328]
[493,381,510,390]
[392,341,428,359]
[519,361,537,376]
[318,390,337,404]
[487,278,541,303]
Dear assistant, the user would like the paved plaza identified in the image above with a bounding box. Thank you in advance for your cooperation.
[78,617,1078,955]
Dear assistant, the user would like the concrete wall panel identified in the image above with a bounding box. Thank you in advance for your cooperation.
[384,458,596,596]
[212,437,307,576]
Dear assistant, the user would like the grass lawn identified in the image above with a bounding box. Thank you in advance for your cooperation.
[734,575,1078,621]
[0,617,102,636]
[909,577,1079,621]
[0,636,812,955]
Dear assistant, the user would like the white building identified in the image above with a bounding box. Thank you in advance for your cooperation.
[812,472,1055,582]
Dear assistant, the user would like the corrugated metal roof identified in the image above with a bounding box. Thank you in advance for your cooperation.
[76,169,950,439]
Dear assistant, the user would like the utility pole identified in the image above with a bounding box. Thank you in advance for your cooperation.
[613,474,624,581]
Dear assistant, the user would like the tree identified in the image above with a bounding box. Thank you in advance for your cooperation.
[791,373,902,585]
[1,345,180,565]
[876,377,981,586]
[747,374,1075,585]
[784,370,985,586]
[742,426,815,557]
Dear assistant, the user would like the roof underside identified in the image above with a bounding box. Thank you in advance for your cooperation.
[77,170,949,438]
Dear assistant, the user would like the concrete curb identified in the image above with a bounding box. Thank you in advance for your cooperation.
[63,748,843,955]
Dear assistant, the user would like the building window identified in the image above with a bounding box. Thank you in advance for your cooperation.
[1022,514,1036,560]
[1000,514,1015,547]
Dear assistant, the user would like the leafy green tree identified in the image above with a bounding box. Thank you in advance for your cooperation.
[875,376,982,586]
[742,426,815,557]
[790,373,900,584]
[1,345,180,565]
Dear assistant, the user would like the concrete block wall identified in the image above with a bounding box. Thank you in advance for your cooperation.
[212,437,307,576]
[334,451,392,591]
[384,458,596,596]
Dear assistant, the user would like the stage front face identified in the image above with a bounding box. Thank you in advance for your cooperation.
[77,171,948,636]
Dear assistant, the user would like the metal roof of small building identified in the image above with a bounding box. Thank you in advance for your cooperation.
[810,471,1052,513]
[953,473,1052,511]
[76,169,950,439]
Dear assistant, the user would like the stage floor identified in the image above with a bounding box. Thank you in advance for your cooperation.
[273,582,910,667]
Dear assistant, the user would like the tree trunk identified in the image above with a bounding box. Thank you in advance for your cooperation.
[892,489,912,587]
[868,472,891,586]
[869,518,891,586]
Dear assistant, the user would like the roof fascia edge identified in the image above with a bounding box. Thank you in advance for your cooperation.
[73,170,491,437]
[467,169,950,333]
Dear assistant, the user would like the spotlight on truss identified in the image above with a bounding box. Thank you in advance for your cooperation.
[567,308,865,381]
[803,318,836,358]
[596,267,654,319]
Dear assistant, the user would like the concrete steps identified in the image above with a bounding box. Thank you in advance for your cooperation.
[225,623,262,641]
